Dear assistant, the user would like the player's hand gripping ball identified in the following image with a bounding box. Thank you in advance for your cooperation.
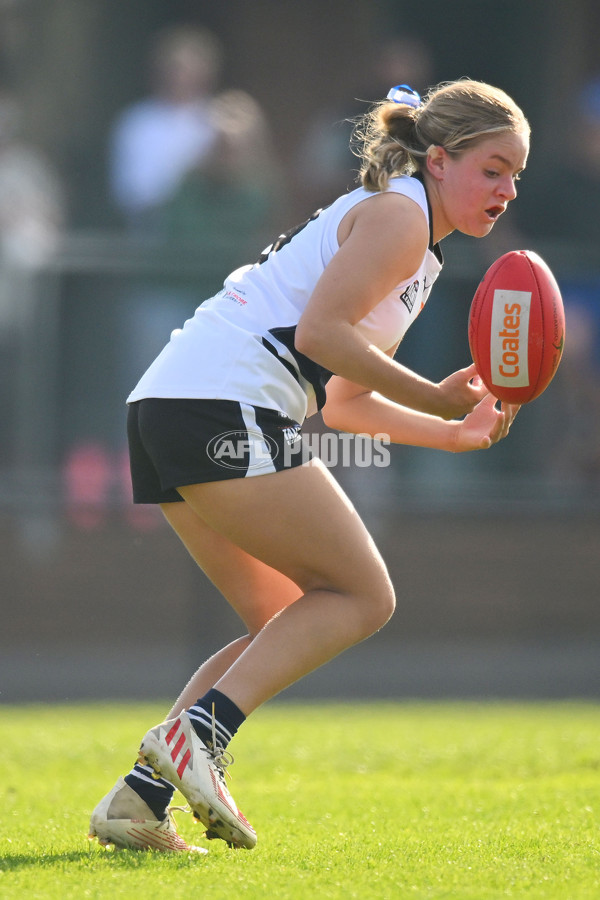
[468,250,565,403]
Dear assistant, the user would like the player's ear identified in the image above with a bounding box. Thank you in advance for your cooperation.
[425,145,447,181]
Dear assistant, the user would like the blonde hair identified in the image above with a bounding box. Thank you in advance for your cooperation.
[354,79,530,192]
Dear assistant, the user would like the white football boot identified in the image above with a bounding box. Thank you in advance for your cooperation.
[137,713,257,849]
[88,776,207,853]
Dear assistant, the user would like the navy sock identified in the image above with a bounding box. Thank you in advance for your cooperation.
[186,688,246,749]
[124,763,175,820]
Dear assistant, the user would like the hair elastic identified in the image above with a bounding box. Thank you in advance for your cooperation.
[386,84,421,108]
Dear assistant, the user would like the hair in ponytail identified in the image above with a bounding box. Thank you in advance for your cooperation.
[353,78,530,192]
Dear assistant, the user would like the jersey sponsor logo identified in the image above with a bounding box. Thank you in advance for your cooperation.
[282,423,302,446]
[490,289,531,387]
[223,289,247,306]
[400,279,420,312]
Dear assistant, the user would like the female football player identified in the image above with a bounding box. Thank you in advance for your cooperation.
[90,78,528,851]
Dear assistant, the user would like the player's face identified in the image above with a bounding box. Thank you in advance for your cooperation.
[429,131,529,240]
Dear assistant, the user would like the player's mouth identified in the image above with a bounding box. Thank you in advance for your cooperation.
[485,205,505,222]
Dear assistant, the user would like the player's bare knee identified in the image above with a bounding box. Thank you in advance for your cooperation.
[354,572,396,639]
[373,574,396,629]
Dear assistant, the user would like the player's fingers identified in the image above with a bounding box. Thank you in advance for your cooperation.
[484,400,508,444]
[501,402,521,436]
[489,413,505,444]
[479,392,498,412]
[470,380,489,405]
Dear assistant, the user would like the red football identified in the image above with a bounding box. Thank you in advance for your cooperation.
[468,249,565,404]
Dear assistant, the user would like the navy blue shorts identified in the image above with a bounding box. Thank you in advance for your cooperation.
[127,398,309,504]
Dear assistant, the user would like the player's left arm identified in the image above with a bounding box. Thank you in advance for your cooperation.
[322,347,519,452]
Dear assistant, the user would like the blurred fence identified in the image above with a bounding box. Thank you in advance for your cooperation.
[1,231,599,704]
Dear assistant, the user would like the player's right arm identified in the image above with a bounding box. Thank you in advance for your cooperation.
[295,192,486,420]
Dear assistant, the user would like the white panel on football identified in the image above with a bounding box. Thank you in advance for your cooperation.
[490,289,531,387]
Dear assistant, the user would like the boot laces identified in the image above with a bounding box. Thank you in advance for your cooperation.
[168,803,190,825]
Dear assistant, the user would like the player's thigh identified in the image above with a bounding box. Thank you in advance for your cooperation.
[176,458,394,608]
[161,500,302,635]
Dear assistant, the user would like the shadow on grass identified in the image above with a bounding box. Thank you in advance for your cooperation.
[1,850,90,870]
[0,846,194,870]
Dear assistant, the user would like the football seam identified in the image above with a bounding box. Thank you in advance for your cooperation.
[470,253,516,389]
[524,252,544,400]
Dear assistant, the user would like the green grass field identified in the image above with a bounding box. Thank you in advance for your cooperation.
[1,701,599,899]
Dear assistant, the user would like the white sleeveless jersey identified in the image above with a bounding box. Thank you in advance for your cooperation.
[128,174,443,423]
